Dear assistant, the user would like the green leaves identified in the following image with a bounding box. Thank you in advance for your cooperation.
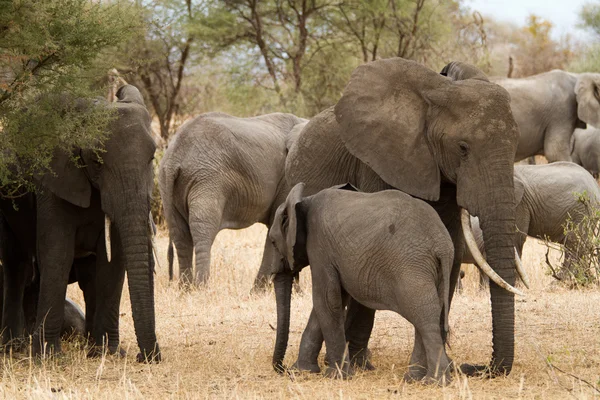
[0,0,140,196]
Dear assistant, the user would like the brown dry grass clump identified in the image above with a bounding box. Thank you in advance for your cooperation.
[1,224,600,399]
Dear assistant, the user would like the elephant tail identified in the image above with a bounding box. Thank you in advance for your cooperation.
[438,251,452,345]
[167,236,174,281]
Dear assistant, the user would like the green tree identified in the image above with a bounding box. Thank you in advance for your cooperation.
[0,0,140,196]
[570,2,600,72]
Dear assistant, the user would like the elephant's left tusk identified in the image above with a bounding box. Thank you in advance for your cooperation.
[514,248,530,289]
[148,214,161,272]
[105,215,112,263]
[461,209,524,296]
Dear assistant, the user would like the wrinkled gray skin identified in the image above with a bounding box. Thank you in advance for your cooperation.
[462,162,600,285]
[492,71,600,162]
[159,112,307,287]
[280,59,520,377]
[270,183,454,384]
[572,127,600,177]
[0,263,85,342]
[33,85,160,362]
[0,193,95,346]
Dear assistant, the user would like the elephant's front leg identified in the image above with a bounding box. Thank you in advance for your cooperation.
[34,213,75,357]
[88,232,125,357]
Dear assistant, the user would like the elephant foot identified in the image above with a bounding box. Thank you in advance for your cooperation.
[324,364,354,380]
[291,359,321,373]
[2,337,28,353]
[403,365,427,383]
[460,363,508,378]
[86,344,126,359]
[350,348,376,371]
[421,373,452,386]
[136,345,161,363]
[32,334,61,359]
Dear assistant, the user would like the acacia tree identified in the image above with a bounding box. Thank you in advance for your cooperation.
[0,0,139,196]
[112,0,200,141]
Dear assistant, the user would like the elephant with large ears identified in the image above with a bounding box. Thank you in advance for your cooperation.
[33,85,160,362]
[278,58,521,377]
[491,70,600,162]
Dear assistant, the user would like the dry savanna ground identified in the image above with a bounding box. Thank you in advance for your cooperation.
[1,224,600,399]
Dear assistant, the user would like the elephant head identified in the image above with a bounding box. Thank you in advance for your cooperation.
[328,58,520,374]
[575,73,600,129]
[40,85,159,361]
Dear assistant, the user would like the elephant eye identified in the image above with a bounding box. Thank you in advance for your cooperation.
[458,141,470,157]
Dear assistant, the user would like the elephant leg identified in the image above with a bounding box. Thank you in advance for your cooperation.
[169,210,194,287]
[188,199,221,286]
[75,256,97,339]
[345,299,376,370]
[293,309,323,373]
[398,279,451,384]
[544,124,574,163]
[1,256,27,345]
[33,228,74,357]
[90,239,125,357]
[404,329,427,382]
[311,265,353,379]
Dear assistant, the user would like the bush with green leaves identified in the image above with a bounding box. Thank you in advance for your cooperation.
[544,191,600,287]
[0,0,141,196]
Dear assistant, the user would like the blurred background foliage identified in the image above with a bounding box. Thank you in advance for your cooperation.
[2,0,600,196]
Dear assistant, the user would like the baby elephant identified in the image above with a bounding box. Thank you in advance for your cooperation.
[269,183,455,384]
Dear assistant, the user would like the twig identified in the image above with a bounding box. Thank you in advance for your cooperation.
[546,359,600,394]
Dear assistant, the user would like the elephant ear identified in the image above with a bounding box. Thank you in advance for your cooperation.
[575,74,600,129]
[269,183,308,270]
[39,148,91,208]
[116,85,145,107]
[334,58,446,201]
[440,61,489,82]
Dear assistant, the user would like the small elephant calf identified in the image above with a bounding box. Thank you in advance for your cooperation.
[270,183,454,384]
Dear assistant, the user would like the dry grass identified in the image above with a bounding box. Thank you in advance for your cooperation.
[2,224,600,399]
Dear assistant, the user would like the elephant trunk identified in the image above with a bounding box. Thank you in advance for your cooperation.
[272,271,293,373]
[118,212,161,362]
[476,170,517,375]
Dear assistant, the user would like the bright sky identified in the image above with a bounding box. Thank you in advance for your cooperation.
[467,0,593,40]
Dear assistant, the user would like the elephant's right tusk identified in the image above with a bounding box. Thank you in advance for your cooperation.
[515,248,530,289]
[105,215,112,263]
[460,209,524,296]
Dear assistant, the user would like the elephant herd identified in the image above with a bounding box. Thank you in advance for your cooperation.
[2,57,600,386]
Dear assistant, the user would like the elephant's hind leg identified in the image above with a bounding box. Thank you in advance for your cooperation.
[168,208,194,287]
[188,197,222,286]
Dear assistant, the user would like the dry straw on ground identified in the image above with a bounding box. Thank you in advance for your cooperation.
[2,224,600,399]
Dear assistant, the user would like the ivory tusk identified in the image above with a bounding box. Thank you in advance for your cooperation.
[514,248,530,289]
[105,214,112,263]
[148,215,161,271]
[460,209,524,296]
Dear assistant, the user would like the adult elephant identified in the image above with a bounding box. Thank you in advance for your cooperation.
[159,112,307,287]
[275,58,521,377]
[463,162,600,284]
[492,70,600,162]
[32,85,160,362]
[572,127,600,177]
[0,192,93,345]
